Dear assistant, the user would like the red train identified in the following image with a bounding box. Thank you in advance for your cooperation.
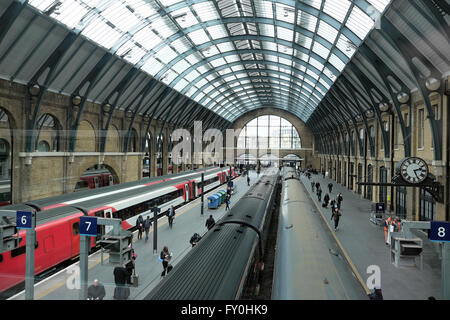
[75,169,114,191]
[0,166,237,295]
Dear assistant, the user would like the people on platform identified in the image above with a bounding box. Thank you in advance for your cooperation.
[136,215,144,240]
[328,182,333,194]
[247,175,250,186]
[160,246,173,277]
[323,193,330,208]
[190,233,202,247]
[368,286,384,300]
[317,186,322,202]
[225,194,231,211]
[87,279,105,300]
[337,192,343,209]
[331,207,341,231]
[168,206,175,228]
[206,215,216,230]
[144,216,152,242]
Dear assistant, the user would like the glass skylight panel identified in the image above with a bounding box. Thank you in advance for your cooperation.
[155,45,178,64]
[306,69,319,80]
[367,0,392,13]
[329,53,346,72]
[224,75,237,82]
[197,65,209,74]
[309,57,324,72]
[317,21,339,44]
[171,8,198,29]
[141,57,164,75]
[193,92,205,102]
[258,24,275,37]
[254,1,274,19]
[152,16,176,39]
[297,12,317,32]
[197,78,208,88]
[336,34,356,58]
[173,78,189,92]
[171,38,192,54]
[201,45,220,57]
[319,76,332,89]
[133,27,161,51]
[185,52,202,65]
[187,29,210,45]
[159,0,183,7]
[184,69,201,82]
[192,2,220,22]
[295,33,313,49]
[346,6,375,40]
[128,0,157,18]
[312,41,330,60]
[207,25,228,40]
[210,90,220,99]
[161,70,178,84]
[206,74,216,82]
[323,0,351,23]
[216,42,234,53]
[276,3,295,23]
[117,42,146,64]
[277,26,294,41]
[224,55,240,64]
[101,2,140,33]
[82,17,122,50]
[47,1,89,29]
[262,41,277,51]
[210,57,227,68]
[279,57,292,67]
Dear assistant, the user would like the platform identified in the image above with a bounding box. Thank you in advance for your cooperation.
[8,171,261,300]
[300,173,442,300]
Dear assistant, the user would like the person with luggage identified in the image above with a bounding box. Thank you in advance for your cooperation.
[160,246,173,277]
[144,216,152,242]
[113,266,130,299]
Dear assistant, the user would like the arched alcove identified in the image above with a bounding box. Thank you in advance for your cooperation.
[75,164,119,191]
[105,124,120,152]
[76,120,96,152]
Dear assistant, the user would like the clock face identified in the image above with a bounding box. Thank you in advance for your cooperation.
[400,157,428,184]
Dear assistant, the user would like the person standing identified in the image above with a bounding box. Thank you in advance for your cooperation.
[160,246,173,277]
[323,193,330,208]
[205,215,215,230]
[331,207,341,231]
[225,194,231,211]
[144,216,152,242]
[168,206,175,229]
[247,175,250,186]
[311,181,315,192]
[317,186,322,202]
[136,215,144,240]
[315,182,320,193]
[337,193,343,209]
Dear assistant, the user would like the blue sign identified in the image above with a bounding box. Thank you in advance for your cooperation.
[429,221,450,242]
[16,211,32,229]
[80,216,98,237]
[376,203,385,213]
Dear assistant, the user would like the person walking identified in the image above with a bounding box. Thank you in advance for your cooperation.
[247,175,250,186]
[323,193,330,208]
[136,215,144,240]
[337,192,343,209]
[328,182,333,194]
[225,194,231,211]
[315,182,320,191]
[87,279,105,300]
[160,246,173,277]
[311,181,315,192]
[331,207,341,231]
[144,216,152,242]
[205,215,215,230]
[317,186,322,202]
[168,205,175,228]
[190,233,202,247]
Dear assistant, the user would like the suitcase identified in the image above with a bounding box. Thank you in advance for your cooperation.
[113,286,130,300]
[131,274,139,287]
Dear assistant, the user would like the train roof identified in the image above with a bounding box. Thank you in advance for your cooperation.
[145,174,278,300]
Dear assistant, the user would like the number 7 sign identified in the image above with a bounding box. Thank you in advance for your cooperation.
[80,216,98,237]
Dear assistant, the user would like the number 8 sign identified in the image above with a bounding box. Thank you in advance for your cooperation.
[80,216,98,237]
[429,221,450,242]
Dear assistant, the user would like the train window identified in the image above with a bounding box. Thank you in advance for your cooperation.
[112,211,119,219]
[73,222,80,236]
[11,246,26,257]
[94,211,104,218]
[105,211,111,218]
[0,254,3,263]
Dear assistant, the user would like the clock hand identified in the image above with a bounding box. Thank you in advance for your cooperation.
[413,169,420,178]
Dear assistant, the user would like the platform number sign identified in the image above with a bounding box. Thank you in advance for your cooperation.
[80,216,98,237]
[16,211,32,229]
[429,221,450,242]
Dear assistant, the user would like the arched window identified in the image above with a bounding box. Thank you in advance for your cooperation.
[237,115,301,149]
[37,140,50,152]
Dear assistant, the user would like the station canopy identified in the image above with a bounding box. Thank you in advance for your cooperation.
[27,0,392,123]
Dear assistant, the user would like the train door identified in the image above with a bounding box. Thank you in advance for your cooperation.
[184,184,189,202]
[104,208,113,234]
[94,210,105,242]
[192,182,197,198]
[71,219,80,257]
[94,176,100,188]
[108,174,114,186]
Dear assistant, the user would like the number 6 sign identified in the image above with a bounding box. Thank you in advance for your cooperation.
[80,216,98,237]
[16,211,32,229]
[429,221,450,242]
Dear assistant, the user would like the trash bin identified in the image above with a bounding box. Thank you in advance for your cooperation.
[208,194,220,209]
[217,190,227,204]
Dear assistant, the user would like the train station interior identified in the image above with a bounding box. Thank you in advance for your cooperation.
[0,0,450,303]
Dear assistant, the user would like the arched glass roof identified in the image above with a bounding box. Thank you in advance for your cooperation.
[28,0,392,122]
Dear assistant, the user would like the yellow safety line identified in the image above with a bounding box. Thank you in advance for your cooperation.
[304,181,371,295]
[34,176,243,299]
